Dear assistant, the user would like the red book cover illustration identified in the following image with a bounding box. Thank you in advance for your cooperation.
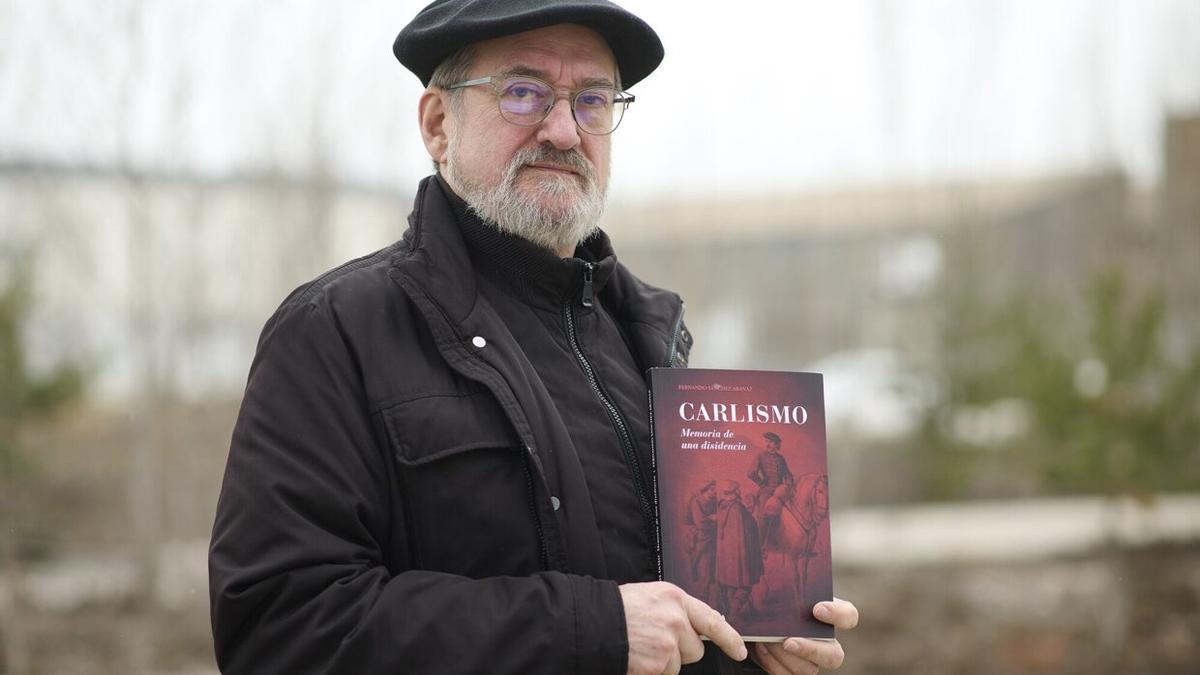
[648,368,833,641]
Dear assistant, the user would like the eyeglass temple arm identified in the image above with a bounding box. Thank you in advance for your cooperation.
[447,76,493,90]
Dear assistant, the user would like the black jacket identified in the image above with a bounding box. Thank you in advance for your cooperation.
[209,176,696,674]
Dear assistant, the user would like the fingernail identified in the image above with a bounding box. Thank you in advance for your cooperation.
[814,604,832,622]
[783,639,802,655]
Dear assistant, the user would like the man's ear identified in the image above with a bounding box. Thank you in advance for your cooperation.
[419,88,453,167]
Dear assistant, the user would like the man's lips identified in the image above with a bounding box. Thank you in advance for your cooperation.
[525,162,580,176]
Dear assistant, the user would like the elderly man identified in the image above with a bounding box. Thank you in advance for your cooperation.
[208,1,857,674]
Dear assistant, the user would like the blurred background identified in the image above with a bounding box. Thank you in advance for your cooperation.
[2,1,1199,673]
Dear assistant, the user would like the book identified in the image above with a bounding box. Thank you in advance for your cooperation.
[647,368,834,641]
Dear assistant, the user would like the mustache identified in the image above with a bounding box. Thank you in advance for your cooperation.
[509,145,596,182]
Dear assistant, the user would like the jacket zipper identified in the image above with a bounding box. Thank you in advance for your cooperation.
[665,301,687,367]
[563,264,656,547]
[580,263,595,308]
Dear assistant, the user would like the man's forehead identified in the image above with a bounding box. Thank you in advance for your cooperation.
[471,24,618,80]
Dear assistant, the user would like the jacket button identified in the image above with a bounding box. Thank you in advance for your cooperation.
[471,336,486,348]
[550,496,561,511]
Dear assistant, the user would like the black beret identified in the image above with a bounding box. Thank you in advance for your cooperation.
[763,432,782,444]
[394,0,664,89]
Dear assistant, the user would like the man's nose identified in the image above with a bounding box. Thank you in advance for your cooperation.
[536,98,581,150]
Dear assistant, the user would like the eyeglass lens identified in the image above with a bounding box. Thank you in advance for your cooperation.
[497,78,623,134]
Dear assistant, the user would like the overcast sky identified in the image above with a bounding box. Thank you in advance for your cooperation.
[2,0,1199,202]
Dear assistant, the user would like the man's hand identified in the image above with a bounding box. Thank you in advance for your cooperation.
[750,598,859,675]
[619,581,747,675]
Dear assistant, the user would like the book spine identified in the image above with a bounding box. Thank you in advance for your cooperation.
[647,371,664,582]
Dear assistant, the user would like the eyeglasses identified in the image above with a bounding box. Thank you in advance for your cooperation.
[448,74,635,136]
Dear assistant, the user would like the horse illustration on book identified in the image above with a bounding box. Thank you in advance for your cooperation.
[753,473,829,615]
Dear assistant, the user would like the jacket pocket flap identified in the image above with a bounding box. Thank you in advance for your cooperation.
[382,391,515,467]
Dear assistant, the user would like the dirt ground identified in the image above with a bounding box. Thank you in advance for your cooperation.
[5,406,1199,674]
[10,542,1196,674]
[835,541,1200,674]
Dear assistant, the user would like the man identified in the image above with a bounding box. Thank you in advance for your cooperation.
[749,432,795,553]
[714,480,764,623]
[748,432,795,506]
[208,1,857,674]
[756,481,791,551]
[685,480,719,606]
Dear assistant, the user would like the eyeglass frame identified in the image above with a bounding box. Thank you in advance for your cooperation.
[447,74,636,136]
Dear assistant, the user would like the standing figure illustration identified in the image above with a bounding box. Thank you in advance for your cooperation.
[714,480,763,621]
[683,480,718,605]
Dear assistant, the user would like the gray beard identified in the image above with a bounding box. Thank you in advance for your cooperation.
[444,141,608,255]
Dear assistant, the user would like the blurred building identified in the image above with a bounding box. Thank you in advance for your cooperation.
[0,114,1196,406]
[607,115,1198,430]
[607,171,1136,370]
[0,165,410,402]
[1161,115,1200,359]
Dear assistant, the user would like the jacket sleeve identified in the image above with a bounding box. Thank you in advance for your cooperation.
[208,297,629,674]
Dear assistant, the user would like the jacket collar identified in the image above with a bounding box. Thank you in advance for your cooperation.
[439,175,619,311]
[391,176,480,326]
[391,174,690,371]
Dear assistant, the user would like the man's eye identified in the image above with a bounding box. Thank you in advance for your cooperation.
[503,81,547,100]
[577,91,612,108]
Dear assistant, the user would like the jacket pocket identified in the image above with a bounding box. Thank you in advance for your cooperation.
[383,390,515,467]
[381,391,542,576]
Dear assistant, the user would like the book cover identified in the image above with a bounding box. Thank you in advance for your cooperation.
[648,368,833,641]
